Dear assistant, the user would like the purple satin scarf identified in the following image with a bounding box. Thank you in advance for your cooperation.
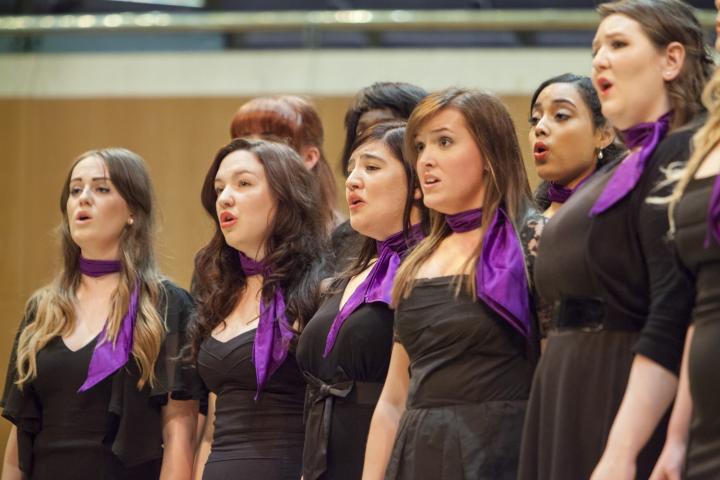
[323,224,423,357]
[707,175,720,247]
[547,173,593,204]
[590,112,671,216]
[238,252,294,399]
[446,208,531,338]
[78,257,140,392]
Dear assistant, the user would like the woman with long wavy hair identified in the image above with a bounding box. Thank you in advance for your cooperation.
[362,89,539,480]
[651,1,720,477]
[190,138,326,479]
[517,1,714,479]
[1,148,201,480]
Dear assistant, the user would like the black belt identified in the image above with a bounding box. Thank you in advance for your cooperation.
[302,371,383,480]
[553,295,607,331]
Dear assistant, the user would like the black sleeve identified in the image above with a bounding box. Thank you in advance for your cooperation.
[632,131,696,374]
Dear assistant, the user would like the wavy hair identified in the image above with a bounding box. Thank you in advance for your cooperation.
[392,88,532,305]
[597,0,714,131]
[188,138,327,360]
[16,148,165,390]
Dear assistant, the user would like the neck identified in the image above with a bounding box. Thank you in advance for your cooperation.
[79,246,120,262]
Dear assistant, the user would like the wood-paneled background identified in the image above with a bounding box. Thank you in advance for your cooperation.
[0,94,537,454]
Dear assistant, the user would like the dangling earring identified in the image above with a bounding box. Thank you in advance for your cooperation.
[598,150,604,160]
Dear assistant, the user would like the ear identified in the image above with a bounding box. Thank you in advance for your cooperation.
[662,41,686,82]
[413,186,422,201]
[596,124,615,151]
[302,146,320,170]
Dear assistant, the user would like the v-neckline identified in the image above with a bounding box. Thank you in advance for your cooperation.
[60,333,100,353]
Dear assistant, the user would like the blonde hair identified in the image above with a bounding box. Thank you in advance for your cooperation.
[15,148,166,390]
[667,69,720,233]
[391,89,531,305]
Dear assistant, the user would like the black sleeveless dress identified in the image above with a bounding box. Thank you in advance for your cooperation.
[386,276,534,480]
[674,174,720,479]
[197,329,305,479]
[296,279,392,480]
[1,281,203,480]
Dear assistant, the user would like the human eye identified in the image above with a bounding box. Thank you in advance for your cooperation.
[528,114,540,126]
[214,185,224,196]
[439,136,453,148]
[96,185,111,193]
[366,164,380,172]
[70,186,82,196]
[415,141,425,153]
[238,179,252,187]
[554,112,570,121]
[610,39,626,49]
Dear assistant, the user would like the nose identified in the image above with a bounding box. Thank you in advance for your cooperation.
[533,115,549,138]
[345,166,363,191]
[417,148,435,171]
[78,185,92,205]
[592,45,609,73]
[216,186,233,207]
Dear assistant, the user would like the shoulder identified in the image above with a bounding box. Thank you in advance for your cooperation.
[157,280,194,331]
[650,125,699,167]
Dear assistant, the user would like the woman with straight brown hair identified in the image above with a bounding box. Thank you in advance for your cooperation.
[230,95,341,231]
[1,148,200,480]
[190,138,326,479]
[518,1,714,479]
[362,88,539,480]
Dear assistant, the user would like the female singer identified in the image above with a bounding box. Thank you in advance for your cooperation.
[190,138,326,479]
[518,1,714,479]
[650,1,720,477]
[297,121,429,480]
[1,148,200,480]
[363,88,539,480]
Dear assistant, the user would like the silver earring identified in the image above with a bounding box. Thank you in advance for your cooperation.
[598,150,604,160]
[127,218,134,226]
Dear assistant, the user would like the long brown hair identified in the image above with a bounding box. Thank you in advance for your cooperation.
[188,138,327,360]
[16,148,165,390]
[392,89,532,305]
[597,0,714,131]
[230,95,338,229]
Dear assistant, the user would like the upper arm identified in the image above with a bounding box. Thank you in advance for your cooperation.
[378,342,411,409]
[161,397,199,444]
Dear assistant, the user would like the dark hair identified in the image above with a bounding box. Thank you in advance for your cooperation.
[188,138,327,361]
[230,95,338,230]
[597,0,714,130]
[529,73,626,209]
[341,82,428,175]
[339,121,431,282]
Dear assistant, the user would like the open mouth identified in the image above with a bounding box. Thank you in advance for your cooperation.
[423,174,440,187]
[219,211,237,227]
[596,77,613,95]
[347,194,365,209]
[76,212,91,222]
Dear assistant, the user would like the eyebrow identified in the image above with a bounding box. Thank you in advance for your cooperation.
[70,176,110,182]
[429,127,452,134]
[359,152,388,162]
[215,169,258,181]
[592,30,624,48]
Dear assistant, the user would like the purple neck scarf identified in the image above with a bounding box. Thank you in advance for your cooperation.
[547,173,593,205]
[590,112,672,216]
[323,224,423,357]
[707,175,720,247]
[78,257,140,392]
[445,208,531,338]
[238,251,293,399]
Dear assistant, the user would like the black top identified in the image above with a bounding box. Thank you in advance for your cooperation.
[1,281,203,479]
[295,281,393,480]
[673,174,720,479]
[534,129,697,373]
[197,329,305,477]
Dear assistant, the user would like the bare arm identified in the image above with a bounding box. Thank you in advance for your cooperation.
[590,354,679,480]
[362,343,410,480]
[1,427,22,480]
[192,393,216,480]
[159,398,199,480]
[649,325,695,480]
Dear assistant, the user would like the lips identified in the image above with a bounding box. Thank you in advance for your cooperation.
[75,211,92,223]
[347,192,366,211]
[596,76,613,96]
[219,211,237,229]
[533,142,549,162]
[422,173,441,188]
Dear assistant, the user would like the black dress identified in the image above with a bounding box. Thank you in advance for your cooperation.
[296,280,392,480]
[386,276,534,480]
[673,174,720,480]
[518,130,697,480]
[1,281,203,480]
[197,329,305,480]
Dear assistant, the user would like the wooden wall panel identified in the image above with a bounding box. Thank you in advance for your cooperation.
[0,93,537,458]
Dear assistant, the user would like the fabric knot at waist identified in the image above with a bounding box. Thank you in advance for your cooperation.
[302,371,383,480]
